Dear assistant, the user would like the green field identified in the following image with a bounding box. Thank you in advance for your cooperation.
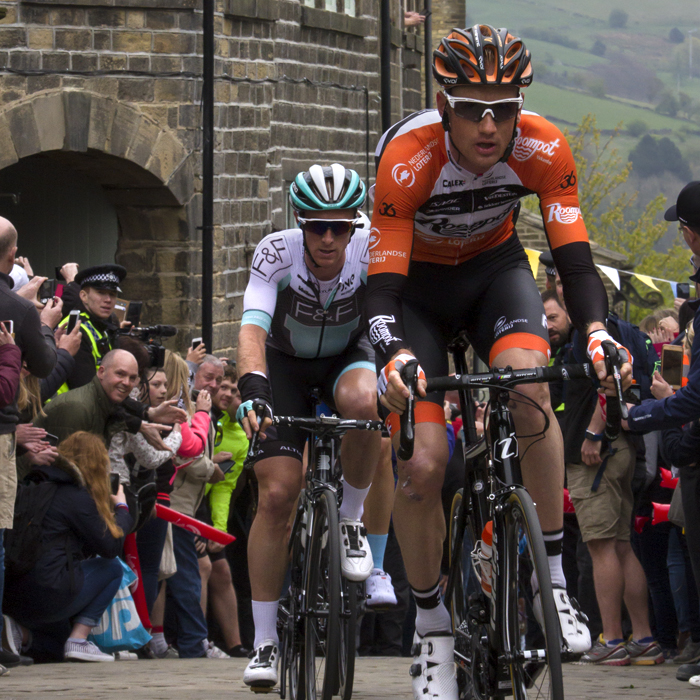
[524,83,691,131]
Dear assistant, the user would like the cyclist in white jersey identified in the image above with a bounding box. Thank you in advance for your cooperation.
[237,165,381,688]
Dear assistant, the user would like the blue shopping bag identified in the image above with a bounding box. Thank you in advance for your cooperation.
[88,558,152,652]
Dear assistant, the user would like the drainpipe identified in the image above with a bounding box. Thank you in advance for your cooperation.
[380,0,392,132]
[424,0,432,109]
[201,0,214,350]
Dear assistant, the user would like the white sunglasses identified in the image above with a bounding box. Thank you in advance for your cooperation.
[444,93,523,122]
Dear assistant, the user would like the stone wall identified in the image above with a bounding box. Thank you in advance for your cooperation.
[0,0,421,352]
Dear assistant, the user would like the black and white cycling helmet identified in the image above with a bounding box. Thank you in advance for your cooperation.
[290,163,366,213]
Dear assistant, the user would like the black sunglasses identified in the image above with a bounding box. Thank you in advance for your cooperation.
[297,218,358,237]
[444,94,523,123]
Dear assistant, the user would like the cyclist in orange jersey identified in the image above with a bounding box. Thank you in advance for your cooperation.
[366,25,632,699]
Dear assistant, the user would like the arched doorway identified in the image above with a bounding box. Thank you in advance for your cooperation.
[0,90,198,348]
[0,155,119,277]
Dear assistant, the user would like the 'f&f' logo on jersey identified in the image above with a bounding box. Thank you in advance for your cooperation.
[392,163,415,188]
[546,203,581,225]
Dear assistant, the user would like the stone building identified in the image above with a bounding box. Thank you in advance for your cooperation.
[0,0,454,351]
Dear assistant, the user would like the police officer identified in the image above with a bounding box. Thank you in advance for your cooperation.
[57,264,127,393]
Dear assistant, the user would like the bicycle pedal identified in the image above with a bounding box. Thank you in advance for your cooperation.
[250,687,279,694]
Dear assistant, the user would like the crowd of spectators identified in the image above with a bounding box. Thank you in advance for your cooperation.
[0,216,254,671]
[5,183,700,689]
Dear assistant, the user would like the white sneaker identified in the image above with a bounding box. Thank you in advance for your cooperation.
[114,650,138,660]
[365,568,398,607]
[339,519,373,582]
[243,641,279,688]
[534,587,591,655]
[409,631,458,700]
[205,640,231,659]
[64,639,114,662]
[689,675,700,687]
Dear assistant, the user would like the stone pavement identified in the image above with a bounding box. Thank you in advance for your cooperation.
[2,656,698,700]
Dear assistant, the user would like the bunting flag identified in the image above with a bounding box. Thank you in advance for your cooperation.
[526,248,693,298]
[633,273,661,292]
[596,265,621,290]
[524,248,541,278]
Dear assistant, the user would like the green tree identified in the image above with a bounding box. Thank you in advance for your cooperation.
[565,115,687,306]
[609,9,628,28]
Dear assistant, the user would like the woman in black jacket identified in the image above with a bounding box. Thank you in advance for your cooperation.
[3,431,133,662]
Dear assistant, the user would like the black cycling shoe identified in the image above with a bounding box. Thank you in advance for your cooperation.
[228,644,252,658]
[0,648,32,668]
[677,662,700,681]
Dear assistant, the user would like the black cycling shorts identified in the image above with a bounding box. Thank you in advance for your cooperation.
[387,234,550,409]
[258,335,375,461]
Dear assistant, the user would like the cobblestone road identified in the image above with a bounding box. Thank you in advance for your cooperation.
[1,656,696,700]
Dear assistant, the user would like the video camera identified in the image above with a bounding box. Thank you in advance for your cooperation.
[119,324,177,369]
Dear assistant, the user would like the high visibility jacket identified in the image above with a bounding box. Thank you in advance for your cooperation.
[55,312,112,395]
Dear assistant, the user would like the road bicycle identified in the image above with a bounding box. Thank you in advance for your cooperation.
[398,336,625,700]
[247,401,384,700]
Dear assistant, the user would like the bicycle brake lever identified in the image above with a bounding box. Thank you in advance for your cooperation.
[601,340,628,421]
[243,400,267,469]
[397,360,419,461]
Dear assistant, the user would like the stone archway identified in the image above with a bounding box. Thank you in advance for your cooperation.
[0,90,200,346]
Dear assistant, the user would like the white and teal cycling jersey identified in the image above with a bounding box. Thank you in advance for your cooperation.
[241,228,370,359]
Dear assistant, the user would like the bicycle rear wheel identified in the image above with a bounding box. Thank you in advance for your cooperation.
[304,489,341,700]
[337,579,358,700]
[500,487,564,700]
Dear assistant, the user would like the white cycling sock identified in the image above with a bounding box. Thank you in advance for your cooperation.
[413,583,452,636]
[338,480,370,521]
[252,600,280,649]
[542,528,566,589]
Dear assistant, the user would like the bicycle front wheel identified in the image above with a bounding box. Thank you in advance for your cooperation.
[304,488,341,700]
[500,487,564,700]
[337,579,358,700]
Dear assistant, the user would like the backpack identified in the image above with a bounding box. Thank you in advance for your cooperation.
[4,472,59,578]
[606,313,659,401]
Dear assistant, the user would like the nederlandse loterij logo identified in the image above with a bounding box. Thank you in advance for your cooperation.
[392,163,415,188]
[369,228,381,249]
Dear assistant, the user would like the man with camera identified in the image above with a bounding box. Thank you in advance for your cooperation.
[54,263,127,395]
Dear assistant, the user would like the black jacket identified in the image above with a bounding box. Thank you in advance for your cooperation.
[0,272,56,433]
[4,458,133,624]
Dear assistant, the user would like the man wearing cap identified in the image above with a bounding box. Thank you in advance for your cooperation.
[627,183,700,671]
[55,264,127,394]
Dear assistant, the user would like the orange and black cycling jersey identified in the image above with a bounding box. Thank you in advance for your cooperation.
[366,109,608,363]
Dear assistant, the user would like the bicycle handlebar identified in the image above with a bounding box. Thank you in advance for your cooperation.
[396,360,630,462]
[424,363,593,393]
[272,415,384,431]
[243,406,385,469]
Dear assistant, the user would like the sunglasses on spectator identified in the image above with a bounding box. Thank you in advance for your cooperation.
[298,218,359,237]
[444,93,523,123]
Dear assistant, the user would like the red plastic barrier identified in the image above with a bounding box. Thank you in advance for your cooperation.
[652,502,670,526]
[123,533,152,629]
[660,468,679,490]
[634,516,650,534]
[563,488,575,514]
[155,504,235,545]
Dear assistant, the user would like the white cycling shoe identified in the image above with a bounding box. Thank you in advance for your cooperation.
[409,631,458,700]
[243,640,279,688]
[339,519,373,582]
[534,586,591,655]
[366,568,398,607]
